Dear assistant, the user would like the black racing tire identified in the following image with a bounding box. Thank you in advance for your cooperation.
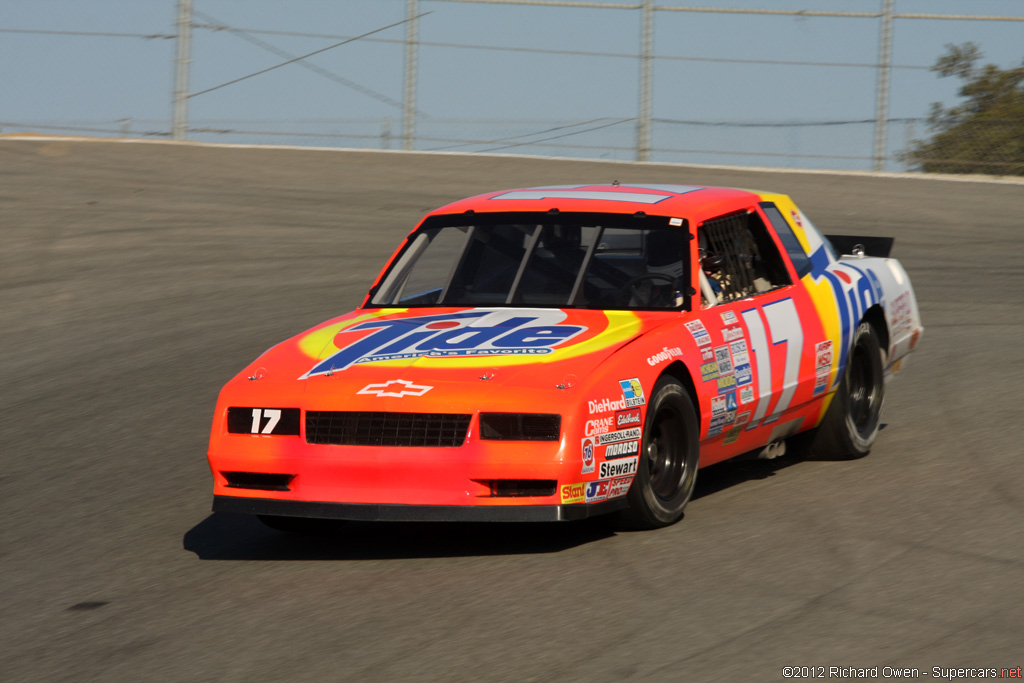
[257,514,346,536]
[809,321,885,459]
[621,377,699,529]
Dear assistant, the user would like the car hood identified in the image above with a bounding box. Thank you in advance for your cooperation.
[235,307,674,410]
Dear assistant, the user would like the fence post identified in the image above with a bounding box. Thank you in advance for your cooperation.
[872,0,894,171]
[172,0,192,141]
[403,0,419,151]
[637,0,654,162]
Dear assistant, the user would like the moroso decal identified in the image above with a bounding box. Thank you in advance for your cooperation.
[604,440,640,459]
[302,309,586,378]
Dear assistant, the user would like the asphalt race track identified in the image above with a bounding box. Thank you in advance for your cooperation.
[2,139,1022,682]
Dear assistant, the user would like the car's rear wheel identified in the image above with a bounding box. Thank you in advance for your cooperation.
[809,321,885,459]
[258,514,346,535]
[622,377,699,529]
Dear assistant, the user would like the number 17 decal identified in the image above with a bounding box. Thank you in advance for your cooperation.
[741,298,803,429]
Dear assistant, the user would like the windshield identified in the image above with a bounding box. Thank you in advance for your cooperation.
[369,212,690,310]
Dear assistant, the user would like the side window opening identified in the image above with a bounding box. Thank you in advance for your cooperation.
[760,203,813,279]
[698,210,791,305]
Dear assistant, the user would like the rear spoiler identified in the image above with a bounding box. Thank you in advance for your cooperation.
[824,234,894,258]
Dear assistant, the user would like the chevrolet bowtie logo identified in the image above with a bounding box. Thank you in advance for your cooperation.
[357,379,433,398]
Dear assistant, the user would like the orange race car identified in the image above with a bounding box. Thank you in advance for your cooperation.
[207,184,922,530]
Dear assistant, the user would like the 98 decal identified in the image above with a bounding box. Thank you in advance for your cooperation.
[782,667,826,678]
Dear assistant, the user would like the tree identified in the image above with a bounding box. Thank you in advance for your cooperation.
[904,43,1024,176]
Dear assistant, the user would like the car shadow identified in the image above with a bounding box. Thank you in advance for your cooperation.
[183,511,618,561]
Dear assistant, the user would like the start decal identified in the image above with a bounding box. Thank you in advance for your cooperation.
[561,482,586,504]
[302,309,587,378]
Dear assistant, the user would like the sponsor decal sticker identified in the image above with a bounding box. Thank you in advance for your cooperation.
[734,363,752,387]
[607,476,633,499]
[711,395,728,416]
[600,456,639,479]
[598,427,643,445]
[714,345,734,375]
[815,340,834,369]
[722,326,744,342]
[585,480,611,503]
[700,361,719,382]
[723,427,743,444]
[739,385,755,405]
[734,410,752,427]
[813,371,829,396]
[560,482,586,504]
[647,346,682,366]
[729,339,749,366]
[585,416,615,436]
[615,408,642,428]
[669,217,684,227]
[604,440,640,459]
[303,309,587,378]
[701,346,715,362]
[588,396,630,414]
[685,320,711,347]
[618,378,645,407]
[720,310,738,325]
[717,374,738,394]
[581,437,596,475]
[356,379,433,398]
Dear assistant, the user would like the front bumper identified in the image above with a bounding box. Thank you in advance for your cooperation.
[213,494,628,522]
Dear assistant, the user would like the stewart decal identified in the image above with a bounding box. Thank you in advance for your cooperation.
[600,456,639,479]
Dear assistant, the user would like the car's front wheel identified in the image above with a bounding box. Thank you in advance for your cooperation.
[622,377,699,529]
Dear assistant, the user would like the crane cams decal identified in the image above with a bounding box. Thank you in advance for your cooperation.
[302,309,586,378]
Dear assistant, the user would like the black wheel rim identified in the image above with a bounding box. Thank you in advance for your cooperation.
[848,340,880,436]
[646,403,688,500]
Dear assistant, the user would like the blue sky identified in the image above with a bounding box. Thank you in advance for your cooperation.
[2,0,1022,170]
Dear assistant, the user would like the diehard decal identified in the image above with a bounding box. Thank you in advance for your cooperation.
[599,456,639,479]
[304,309,587,378]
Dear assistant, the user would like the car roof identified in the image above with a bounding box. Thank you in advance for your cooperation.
[429,184,773,219]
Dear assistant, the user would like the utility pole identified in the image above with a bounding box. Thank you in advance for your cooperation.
[872,0,894,171]
[403,0,418,151]
[637,0,654,162]
[173,0,192,141]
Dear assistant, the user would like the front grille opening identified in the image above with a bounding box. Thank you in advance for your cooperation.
[222,471,295,492]
[479,413,561,441]
[306,411,471,447]
[475,479,558,498]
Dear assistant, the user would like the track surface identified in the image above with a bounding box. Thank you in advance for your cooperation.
[2,139,1022,682]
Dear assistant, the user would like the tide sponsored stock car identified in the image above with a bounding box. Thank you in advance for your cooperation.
[207,184,922,530]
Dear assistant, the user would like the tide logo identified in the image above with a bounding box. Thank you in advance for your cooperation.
[303,309,586,378]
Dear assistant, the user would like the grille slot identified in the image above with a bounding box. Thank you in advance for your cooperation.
[306,411,471,447]
[479,413,561,441]
[222,472,295,491]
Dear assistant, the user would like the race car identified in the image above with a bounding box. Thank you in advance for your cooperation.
[207,184,922,530]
